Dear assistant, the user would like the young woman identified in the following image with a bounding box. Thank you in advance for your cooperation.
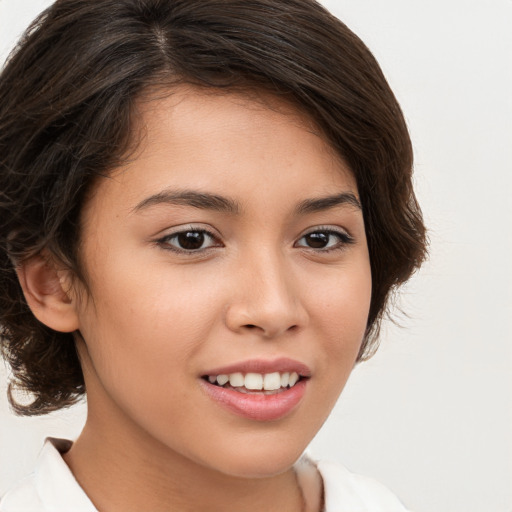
[0,1,426,510]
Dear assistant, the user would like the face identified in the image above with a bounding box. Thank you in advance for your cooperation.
[71,87,372,478]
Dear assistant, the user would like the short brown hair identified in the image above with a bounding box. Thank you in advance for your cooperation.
[0,0,426,415]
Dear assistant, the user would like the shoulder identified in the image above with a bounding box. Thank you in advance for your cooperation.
[317,459,410,512]
[0,438,96,512]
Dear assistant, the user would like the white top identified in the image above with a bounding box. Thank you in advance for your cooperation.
[0,438,409,511]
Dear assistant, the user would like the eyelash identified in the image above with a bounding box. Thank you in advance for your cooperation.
[294,227,354,253]
[156,226,354,255]
[156,226,222,254]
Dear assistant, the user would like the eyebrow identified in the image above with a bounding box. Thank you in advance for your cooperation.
[296,193,362,214]
[132,189,361,216]
[132,190,241,214]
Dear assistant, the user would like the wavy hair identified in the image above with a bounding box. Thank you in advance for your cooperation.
[0,0,426,415]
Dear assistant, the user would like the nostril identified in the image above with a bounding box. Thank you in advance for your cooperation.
[242,323,299,335]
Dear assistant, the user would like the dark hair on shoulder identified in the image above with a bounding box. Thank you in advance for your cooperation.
[0,0,426,415]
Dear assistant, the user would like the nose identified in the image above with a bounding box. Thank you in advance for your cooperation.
[224,252,308,338]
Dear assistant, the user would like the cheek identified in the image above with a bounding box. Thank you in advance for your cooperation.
[309,260,372,387]
[313,260,372,339]
[75,260,224,400]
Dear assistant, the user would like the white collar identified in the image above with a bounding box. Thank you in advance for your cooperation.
[33,438,97,511]
[317,459,408,511]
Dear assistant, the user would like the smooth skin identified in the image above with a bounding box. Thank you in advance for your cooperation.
[18,87,372,512]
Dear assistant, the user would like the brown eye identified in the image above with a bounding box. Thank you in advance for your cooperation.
[177,231,206,250]
[295,229,353,251]
[160,229,220,253]
[304,232,330,248]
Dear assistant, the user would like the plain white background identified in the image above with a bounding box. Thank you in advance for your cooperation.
[0,1,511,511]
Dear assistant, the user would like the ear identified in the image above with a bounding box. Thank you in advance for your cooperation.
[16,254,80,333]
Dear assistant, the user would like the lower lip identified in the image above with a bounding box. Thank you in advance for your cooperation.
[200,380,307,421]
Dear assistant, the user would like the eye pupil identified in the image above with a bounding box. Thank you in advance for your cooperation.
[305,232,329,248]
[178,231,205,250]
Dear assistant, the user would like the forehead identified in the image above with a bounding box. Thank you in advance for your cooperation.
[82,85,358,223]
[131,84,344,167]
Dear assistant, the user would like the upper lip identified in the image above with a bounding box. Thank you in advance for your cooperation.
[202,358,311,377]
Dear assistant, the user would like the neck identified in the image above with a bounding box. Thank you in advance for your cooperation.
[64,408,305,512]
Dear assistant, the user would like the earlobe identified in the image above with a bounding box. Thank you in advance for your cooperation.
[16,254,80,333]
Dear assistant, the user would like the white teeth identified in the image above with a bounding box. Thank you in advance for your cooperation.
[229,372,244,387]
[245,373,263,390]
[208,371,302,390]
[288,372,299,387]
[263,372,281,391]
[216,374,229,386]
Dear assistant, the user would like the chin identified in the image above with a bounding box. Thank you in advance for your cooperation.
[203,439,308,479]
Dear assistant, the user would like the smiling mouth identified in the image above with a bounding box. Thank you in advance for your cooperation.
[202,371,305,395]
